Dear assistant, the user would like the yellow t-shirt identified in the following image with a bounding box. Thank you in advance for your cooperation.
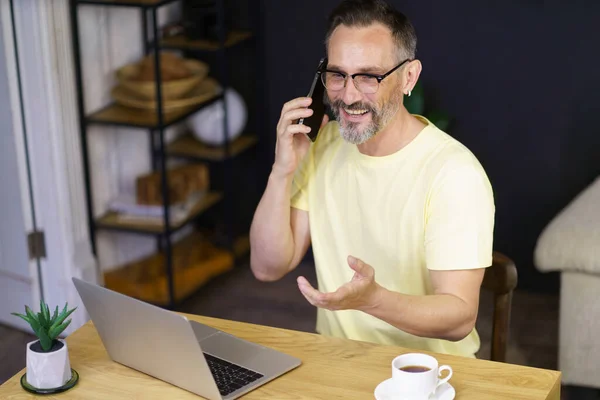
[290,115,495,358]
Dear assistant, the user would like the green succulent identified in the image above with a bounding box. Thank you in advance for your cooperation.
[12,301,77,352]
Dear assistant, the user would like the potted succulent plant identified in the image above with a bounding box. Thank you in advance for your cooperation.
[12,301,78,392]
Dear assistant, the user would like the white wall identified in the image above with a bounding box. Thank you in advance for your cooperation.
[0,2,39,332]
[77,4,187,272]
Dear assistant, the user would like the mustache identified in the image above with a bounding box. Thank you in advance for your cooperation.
[327,98,377,113]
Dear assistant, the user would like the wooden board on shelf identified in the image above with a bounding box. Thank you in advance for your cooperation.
[161,31,253,51]
[86,93,220,129]
[77,0,175,7]
[96,191,223,234]
[103,231,234,306]
[167,134,258,161]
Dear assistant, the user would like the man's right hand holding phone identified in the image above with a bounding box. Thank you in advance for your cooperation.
[249,97,328,280]
[272,97,329,179]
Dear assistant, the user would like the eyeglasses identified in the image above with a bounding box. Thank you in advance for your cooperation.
[320,58,411,94]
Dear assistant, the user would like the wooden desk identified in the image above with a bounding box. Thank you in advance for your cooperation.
[0,314,561,399]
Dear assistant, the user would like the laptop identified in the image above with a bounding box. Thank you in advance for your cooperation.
[72,277,301,399]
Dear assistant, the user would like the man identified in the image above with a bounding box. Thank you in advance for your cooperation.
[249,0,495,359]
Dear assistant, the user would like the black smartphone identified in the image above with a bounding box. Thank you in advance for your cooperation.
[297,57,327,142]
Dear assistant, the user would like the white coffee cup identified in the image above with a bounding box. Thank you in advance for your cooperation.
[391,353,453,399]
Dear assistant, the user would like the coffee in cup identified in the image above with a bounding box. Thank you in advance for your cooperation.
[391,353,452,399]
[398,365,431,373]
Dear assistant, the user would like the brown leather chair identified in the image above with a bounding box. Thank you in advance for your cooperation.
[480,251,518,362]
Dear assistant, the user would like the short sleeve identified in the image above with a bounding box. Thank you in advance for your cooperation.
[424,163,495,271]
[290,143,314,211]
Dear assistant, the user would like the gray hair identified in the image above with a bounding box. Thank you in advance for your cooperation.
[324,0,417,63]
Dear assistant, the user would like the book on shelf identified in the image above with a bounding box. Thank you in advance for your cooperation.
[108,191,205,225]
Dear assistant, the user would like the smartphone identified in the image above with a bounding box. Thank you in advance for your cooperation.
[297,57,327,142]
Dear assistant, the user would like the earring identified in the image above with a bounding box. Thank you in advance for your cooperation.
[407,90,411,97]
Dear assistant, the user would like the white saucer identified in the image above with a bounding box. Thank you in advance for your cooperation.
[374,378,455,400]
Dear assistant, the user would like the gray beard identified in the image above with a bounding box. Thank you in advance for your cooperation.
[325,90,402,145]
[339,115,379,145]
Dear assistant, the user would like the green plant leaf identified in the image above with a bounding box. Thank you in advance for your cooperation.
[27,312,43,338]
[37,310,44,324]
[11,312,32,326]
[43,302,51,326]
[37,311,47,329]
[38,302,48,329]
[51,306,59,324]
[38,327,53,352]
[18,303,76,351]
[49,319,72,341]
[25,306,38,325]
[50,305,77,333]
[22,305,51,350]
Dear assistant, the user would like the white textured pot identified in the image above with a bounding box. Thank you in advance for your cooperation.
[26,339,72,389]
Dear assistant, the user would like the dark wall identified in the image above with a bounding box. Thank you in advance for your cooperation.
[258,0,600,293]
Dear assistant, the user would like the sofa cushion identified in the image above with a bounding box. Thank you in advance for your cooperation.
[534,175,600,274]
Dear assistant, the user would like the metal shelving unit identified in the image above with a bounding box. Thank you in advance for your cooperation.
[69,0,259,309]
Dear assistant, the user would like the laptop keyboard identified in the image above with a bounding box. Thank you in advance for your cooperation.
[203,352,264,396]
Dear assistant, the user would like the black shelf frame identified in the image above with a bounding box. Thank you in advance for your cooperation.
[69,0,259,309]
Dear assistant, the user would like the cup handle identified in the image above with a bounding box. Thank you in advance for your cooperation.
[436,365,453,388]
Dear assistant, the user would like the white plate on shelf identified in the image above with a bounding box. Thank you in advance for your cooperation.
[374,378,455,400]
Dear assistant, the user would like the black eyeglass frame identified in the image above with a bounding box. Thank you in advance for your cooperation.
[319,58,412,92]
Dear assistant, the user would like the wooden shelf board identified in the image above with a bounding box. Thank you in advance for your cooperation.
[77,0,176,7]
[160,31,253,51]
[86,94,221,129]
[103,231,235,306]
[167,134,258,161]
[95,191,223,234]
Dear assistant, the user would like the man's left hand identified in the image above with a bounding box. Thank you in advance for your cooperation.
[297,256,381,311]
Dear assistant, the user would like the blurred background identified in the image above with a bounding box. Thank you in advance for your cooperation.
[1,0,599,398]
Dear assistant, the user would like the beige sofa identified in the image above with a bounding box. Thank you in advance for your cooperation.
[534,175,600,388]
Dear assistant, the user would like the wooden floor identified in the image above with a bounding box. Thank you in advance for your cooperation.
[0,324,36,384]
[2,261,598,398]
